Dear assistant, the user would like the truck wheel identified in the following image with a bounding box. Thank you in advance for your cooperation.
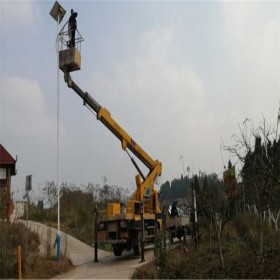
[112,244,123,256]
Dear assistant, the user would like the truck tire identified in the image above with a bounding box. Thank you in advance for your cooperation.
[112,244,123,256]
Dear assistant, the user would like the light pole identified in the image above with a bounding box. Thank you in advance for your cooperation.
[50,1,66,262]
[140,201,145,263]
[180,155,189,201]
[179,155,186,177]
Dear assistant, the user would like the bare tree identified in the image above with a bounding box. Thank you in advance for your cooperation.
[222,111,280,253]
[199,174,235,269]
[42,181,58,208]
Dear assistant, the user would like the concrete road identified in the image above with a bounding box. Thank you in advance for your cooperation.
[19,220,111,266]
[53,247,154,279]
[11,204,155,278]
[19,219,154,278]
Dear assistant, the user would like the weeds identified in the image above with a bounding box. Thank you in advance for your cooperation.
[153,232,172,278]
[0,221,73,279]
[0,222,39,278]
[133,212,280,279]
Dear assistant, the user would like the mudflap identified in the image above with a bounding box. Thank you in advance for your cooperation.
[112,244,124,256]
[131,230,141,256]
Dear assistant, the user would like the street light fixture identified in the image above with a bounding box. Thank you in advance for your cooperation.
[50,1,66,24]
[50,0,66,262]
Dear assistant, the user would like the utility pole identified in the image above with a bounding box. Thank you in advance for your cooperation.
[24,175,32,255]
[193,187,198,250]
[162,206,166,251]
[25,192,29,255]
[50,1,66,262]
[140,201,145,263]
[94,205,99,263]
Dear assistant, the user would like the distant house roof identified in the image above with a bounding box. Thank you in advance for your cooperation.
[0,144,16,175]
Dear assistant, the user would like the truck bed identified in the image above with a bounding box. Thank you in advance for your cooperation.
[166,215,190,228]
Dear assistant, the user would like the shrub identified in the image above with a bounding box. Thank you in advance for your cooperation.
[131,261,158,279]
[0,222,40,278]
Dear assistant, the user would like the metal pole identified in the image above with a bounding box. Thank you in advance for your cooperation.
[25,192,29,255]
[180,156,188,200]
[243,184,245,213]
[94,206,98,263]
[183,226,186,245]
[154,213,157,237]
[18,245,22,280]
[140,201,145,263]
[193,188,198,250]
[56,13,61,262]
[162,206,166,251]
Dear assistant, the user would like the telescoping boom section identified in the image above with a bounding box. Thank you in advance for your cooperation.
[64,72,162,217]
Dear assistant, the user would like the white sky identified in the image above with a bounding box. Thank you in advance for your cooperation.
[0,1,279,202]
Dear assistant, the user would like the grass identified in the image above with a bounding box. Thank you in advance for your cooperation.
[0,221,73,279]
[24,256,73,279]
[27,199,112,252]
[133,242,280,279]
[132,212,280,279]
[27,198,95,247]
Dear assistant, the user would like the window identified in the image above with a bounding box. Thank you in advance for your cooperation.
[0,168,6,180]
[0,179,6,188]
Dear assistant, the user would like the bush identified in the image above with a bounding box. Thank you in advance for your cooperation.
[153,232,171,278]
[133,213,280,279]
[131,261,158,279]
[0,222,40,278]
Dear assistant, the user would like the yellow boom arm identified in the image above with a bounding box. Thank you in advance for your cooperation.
[64,72,162,212]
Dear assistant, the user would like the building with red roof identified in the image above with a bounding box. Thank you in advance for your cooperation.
[0,144,17,221]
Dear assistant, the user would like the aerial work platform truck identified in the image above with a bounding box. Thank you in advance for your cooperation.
[57,14,190,257]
